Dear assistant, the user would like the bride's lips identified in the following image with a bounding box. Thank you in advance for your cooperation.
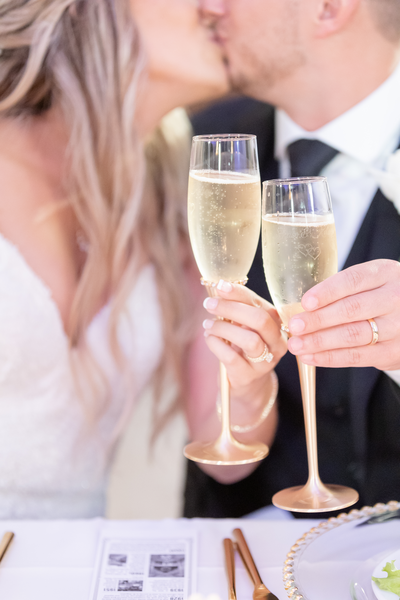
[203,23,230,66]
[213,30,230,65]
[205,22,227,46]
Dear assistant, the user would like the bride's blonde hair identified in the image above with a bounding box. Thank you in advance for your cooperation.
[0,0,195,431]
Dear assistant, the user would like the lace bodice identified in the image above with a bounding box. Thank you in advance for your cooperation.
[0,234,163,518]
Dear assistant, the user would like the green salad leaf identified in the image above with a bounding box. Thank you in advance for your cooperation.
[372,560,400,597]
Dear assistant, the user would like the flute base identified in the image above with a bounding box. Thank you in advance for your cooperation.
[184,436,269,466]
[272,483,359,513]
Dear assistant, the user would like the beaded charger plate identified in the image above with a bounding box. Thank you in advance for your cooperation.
[282,501,400,600]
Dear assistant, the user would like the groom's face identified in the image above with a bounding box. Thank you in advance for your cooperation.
[201,0,307,102]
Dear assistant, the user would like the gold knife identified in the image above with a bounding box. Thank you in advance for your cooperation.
[223,538,237,600]
[0,532,14,564]
[233,528,279,600]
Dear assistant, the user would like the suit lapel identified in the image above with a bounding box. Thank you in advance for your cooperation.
[344,188,400,463]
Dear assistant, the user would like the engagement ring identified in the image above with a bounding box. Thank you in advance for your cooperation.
[245,343,274,363]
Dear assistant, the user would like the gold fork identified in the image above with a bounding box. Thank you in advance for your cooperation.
[223,538,237,600]
[0,532,14,564]
[233,528,279,600]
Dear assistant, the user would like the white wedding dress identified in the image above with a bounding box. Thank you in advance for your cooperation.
[0,234,163,519]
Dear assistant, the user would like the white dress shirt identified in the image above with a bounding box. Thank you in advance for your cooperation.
[275,61,400,384]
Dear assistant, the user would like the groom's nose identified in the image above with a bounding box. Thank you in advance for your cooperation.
[198,0,226,17]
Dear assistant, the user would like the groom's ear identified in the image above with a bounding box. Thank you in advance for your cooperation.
[313,0,361,37]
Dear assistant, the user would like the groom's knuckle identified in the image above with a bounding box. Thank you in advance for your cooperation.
[347,348,361,366]
[343,323,362,345]
[324,350,335,367]
[311,331,324,350]
[344,267,364,293]
[341,296,361,320]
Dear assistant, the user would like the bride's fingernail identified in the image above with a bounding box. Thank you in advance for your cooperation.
[203,297,219,310]
[203,319,214,330]
[217,280,233,292]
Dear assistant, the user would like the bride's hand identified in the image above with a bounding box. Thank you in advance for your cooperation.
[189,279,286,483]
[202,280,287,391]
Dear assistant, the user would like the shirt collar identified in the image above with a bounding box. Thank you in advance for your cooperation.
[275,60,400,166]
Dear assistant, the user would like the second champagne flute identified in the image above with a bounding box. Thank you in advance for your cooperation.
[262,176,359,511]
[184,134,269,465]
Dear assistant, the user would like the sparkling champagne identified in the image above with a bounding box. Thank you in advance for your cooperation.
[188,170,261,282]
[262,214,337,324]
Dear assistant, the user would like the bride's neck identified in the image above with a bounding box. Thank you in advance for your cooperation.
[0,108,68,186]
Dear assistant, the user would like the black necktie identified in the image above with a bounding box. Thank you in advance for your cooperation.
[287,139,338,177]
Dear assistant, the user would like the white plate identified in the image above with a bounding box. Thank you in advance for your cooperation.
[371,549,400,600]
[282,501,400,600]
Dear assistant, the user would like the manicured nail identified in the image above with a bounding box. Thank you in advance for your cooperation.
[217,280,233,292]
[203,319,214,330]
[203,297,218,310]
[303,295,319,310]
[289,318,305,334]
[289,337,303,352]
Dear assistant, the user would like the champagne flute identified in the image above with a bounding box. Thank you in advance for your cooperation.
[262,176,359,512]
[184,134,269,465]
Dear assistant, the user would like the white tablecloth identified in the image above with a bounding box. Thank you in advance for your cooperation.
[0,518,319,599]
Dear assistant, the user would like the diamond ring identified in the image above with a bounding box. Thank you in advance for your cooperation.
[244,343,274,363]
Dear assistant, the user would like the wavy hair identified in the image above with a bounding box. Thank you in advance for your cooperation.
[0,0,195,433]
[367,0,400,42]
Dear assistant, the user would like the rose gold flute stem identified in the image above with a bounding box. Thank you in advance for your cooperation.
[297,359,324,495]
[219,361,236,444]
[206,284,235,445]
[272,356,359,511]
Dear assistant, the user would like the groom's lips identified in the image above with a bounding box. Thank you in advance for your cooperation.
[214,29,228,44]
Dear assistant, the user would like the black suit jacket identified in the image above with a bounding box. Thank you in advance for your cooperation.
[184,97,400,519]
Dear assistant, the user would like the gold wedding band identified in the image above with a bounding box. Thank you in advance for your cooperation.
[244,343,274,364]
[367,318,379,345]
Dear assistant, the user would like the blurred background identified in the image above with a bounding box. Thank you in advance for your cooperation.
[107,385,188,519]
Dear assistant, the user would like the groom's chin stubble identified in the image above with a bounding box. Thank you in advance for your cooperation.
[227,48,306,104]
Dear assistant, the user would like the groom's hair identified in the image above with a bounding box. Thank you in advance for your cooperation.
[367,0,400,43]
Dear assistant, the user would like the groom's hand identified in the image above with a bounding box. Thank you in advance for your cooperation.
[287,259,400,371]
